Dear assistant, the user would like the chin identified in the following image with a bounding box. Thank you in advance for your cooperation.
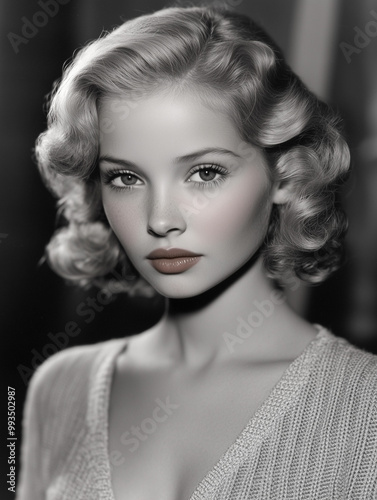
[138,272,213,299]
[143,270,235,301]
[149,282,211,300]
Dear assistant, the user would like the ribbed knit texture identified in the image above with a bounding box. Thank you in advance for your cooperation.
[16,328,377,499]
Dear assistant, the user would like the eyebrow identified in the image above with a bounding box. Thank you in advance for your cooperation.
[173,147,242,164]
[99,147,242,169]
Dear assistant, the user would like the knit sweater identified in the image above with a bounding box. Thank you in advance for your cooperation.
[16,327,377,499]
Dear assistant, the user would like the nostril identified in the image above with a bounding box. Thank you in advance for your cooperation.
[147,224,183,237]
[147,226,163,237]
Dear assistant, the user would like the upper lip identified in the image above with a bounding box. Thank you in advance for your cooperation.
[147,248,202,259]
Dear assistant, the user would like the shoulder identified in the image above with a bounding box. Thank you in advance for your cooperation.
[306,328,377,427]
[22,337,129,465]
[26,337,129,414]
[315,329,377,386]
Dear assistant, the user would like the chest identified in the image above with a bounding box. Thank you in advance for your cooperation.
[107,359,291,500]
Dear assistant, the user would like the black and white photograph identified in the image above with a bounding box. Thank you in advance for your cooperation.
[2,0,377,498]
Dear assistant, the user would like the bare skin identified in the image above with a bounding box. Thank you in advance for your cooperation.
[100,89,318,499]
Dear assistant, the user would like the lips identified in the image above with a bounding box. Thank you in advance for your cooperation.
[147,248,202,274]
[147,248,201,259]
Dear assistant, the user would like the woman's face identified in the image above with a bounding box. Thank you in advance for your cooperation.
[99,90,278,298]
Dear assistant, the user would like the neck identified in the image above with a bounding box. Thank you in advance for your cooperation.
[154,256,299,369]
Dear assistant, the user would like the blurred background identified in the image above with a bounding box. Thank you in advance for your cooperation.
[1,0,377,496]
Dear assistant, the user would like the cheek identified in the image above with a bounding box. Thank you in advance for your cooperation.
[102,194,144,248]
[193,176,272,243]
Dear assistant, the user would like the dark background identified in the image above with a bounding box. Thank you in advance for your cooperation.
[1,0,377,497]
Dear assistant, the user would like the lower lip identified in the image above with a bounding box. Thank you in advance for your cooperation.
[148,256,201,274]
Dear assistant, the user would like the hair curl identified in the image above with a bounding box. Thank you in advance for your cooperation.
[35,4,350,292]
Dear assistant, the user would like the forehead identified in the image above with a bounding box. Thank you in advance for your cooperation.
[98,90,246,159]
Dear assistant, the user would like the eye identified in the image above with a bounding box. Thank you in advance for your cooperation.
[101,169,143,190]
[187,164,228,188]
[189,168,218,182]
[112,172,142,187]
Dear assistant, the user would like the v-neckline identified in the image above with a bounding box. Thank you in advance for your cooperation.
[90,326,332,500]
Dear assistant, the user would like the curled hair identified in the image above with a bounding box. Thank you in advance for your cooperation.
[36,5,350,291]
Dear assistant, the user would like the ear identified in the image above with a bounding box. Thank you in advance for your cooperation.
[271,180,293,205]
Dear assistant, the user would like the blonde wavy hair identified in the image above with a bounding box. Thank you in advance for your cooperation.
[36,4,350,294]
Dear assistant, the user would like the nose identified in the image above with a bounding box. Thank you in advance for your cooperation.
[147,187,187,237]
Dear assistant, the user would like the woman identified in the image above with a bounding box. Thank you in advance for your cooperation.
[17,5,377,499]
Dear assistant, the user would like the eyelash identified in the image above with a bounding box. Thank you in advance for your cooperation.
[101,164,229,192]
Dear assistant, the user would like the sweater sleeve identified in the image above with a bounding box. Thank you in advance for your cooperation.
[16,363,47,500]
